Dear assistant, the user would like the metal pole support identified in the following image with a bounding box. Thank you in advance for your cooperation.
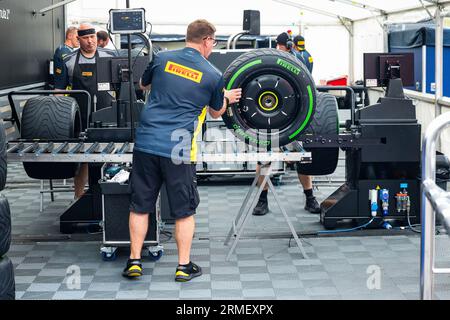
[421,111,450,300]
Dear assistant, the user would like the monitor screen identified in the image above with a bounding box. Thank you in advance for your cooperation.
[364,53,414,88]
[97,56,149,89]
[109,9,146,34]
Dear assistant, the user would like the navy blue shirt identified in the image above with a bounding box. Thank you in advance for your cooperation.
[293,49,313,73]
[135,47,224,162]
[53,44,76,78]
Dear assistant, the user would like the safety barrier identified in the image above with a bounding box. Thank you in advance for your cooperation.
[420,111,450,300]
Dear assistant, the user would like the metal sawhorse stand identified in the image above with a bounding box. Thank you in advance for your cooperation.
[222,153,311,261]
[421,112,450,300]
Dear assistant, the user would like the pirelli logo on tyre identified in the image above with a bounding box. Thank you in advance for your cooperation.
[165,61,203,83]
[276,58,300,75]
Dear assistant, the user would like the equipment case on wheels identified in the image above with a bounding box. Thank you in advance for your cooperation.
[99,164,163,261]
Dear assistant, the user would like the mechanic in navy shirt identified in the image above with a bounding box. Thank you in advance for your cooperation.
[123,19,242,281]
[293,35,314,73]
[53,27,79,78]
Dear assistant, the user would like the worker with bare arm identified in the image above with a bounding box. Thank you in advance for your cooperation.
[124,20,241,281]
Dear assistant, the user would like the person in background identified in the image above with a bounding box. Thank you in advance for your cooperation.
[252,31,320,216]
[97,30,110,48]
[292,34,313,73]
[53,26,79,77]
[54,23,116,200]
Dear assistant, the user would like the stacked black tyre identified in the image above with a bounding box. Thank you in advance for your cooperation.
[0,120,14,300]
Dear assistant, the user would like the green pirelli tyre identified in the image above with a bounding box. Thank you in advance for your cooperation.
[222,48,316,148]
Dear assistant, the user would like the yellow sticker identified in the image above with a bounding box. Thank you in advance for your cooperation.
[82,72,93,77]
[165,61,203,83]
[308,56,313,63]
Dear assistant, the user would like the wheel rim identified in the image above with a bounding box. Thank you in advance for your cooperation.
[235,72,302,133]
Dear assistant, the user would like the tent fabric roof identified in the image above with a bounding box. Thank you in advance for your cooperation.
[68,0,450,32]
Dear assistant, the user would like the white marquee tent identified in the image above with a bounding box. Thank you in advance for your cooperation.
[64,0,450,153]
[66,1,450,82]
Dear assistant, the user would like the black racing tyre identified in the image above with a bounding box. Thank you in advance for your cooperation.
[21,96,82,180]
[0,195,11,257]
[0,256,15,300]
[297,92,339,176]
[222,48,316,148]
[0,119,7,191]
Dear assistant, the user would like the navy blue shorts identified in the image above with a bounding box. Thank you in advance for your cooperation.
[129,150,199,219]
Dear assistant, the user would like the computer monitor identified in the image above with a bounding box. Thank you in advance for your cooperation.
[97,56,149,90]
[109,8,146,34]
[364,53,414,88]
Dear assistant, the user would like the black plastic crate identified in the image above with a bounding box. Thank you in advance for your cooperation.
[99,181,158,244]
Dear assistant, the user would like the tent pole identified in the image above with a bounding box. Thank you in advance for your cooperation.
[349,21,354,85]
[435,6,444,150]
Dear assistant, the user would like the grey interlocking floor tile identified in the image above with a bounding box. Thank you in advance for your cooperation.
[53,291,86,300]
[147,290,180,299]
[22,292,56,300]
[34,276,66,284]
[7,164,450,300]
[84,291,118,300]
[272,280,303,289]
[15,276,36,284]
[212,289,243,299]
[27,283,61,292]
[239,273,271,282]
[179,289,212,299]
[116,291,148,300]
[241,281,273,290]
[238,266,268,274]
[267,264,297,274]
[242,288,275,298]
[211,281,242,290]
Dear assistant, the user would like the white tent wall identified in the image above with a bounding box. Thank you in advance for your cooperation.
[353,18,385,82]
[303,25,350,83]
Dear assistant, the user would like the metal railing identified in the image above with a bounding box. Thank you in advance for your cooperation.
[420,111,450,300]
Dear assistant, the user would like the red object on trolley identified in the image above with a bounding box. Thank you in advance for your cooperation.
[326,76,348,86]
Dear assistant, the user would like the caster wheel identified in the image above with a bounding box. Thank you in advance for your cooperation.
[148,250,163,261]
[102,251,117,261]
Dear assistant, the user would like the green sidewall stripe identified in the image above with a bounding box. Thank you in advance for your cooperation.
[226,59,262,90]
[289,85,314,140]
